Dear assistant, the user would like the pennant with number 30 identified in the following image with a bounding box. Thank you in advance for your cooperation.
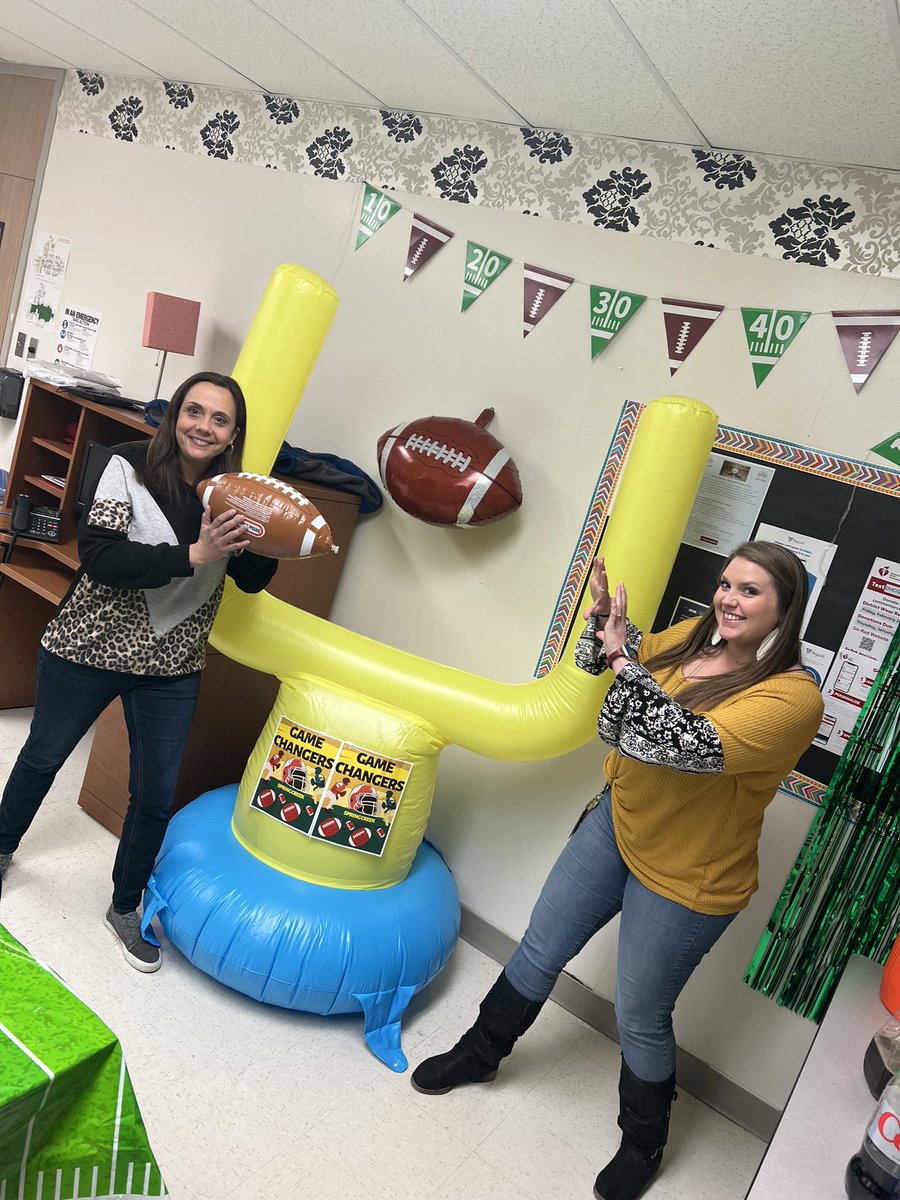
[589,285,646,358]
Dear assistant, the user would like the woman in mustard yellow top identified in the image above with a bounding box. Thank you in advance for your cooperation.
[412,541,824,1200]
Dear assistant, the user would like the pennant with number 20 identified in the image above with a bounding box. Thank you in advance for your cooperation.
[462,242,511,311]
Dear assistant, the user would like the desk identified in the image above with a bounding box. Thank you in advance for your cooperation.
[745,956,887,1199]
[0,924,167,1199]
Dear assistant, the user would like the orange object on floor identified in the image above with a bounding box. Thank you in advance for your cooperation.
[881,932,900,1012]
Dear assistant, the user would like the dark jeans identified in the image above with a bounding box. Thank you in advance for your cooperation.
[0,648,200,912]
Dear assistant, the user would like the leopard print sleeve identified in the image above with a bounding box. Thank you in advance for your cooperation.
[598,662,725,773]
[575,616,643,676]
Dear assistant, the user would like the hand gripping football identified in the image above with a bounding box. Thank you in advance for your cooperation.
[376,409,522,527]
[197,472,337,559]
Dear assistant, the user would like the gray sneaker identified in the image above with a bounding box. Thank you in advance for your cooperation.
[104,905,161,973]
[0,853,12,880]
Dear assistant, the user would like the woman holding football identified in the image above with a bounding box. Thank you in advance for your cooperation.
[411,542,823,1200]
[0,372,276,971]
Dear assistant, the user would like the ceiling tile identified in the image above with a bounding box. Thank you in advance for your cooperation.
[37,0,255,89]
[0,26,73,68]
[613,0,900,169]
[1,0,151,76]
[254,0,525,123]
[129,0,380,103]
[405,0,703,142]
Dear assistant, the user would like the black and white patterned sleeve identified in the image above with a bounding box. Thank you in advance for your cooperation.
[574,616,643,676]
[598,662,725,773]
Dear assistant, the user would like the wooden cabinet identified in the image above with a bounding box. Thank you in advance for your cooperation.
[0,380,151,707]
[0,378,361,834]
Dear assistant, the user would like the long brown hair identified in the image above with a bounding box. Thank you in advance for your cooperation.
[139,372,247,502]
[643,541,811,711]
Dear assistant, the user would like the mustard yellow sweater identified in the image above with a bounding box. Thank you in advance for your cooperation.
[602,620,824,914]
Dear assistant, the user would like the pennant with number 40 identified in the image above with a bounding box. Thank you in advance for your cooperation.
[741,307,811,386]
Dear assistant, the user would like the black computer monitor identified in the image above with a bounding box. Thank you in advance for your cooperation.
[74,441,116,517]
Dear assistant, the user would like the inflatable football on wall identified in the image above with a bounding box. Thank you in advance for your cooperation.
[376,408,522,527]
[197,472,337,558]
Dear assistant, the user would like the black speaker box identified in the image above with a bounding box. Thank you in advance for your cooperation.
[0,369,25,420]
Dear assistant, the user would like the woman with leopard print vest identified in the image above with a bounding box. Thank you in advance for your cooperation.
[0,372,276,972]
[410,542,823,1200]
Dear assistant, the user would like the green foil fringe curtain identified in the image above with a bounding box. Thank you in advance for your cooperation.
[745,620,900,1021]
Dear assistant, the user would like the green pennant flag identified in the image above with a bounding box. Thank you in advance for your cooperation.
[589,285,646,358]
[355,182,401,250]
[741,308,811,386]
[461,241,511,311]
[871,431,900,469]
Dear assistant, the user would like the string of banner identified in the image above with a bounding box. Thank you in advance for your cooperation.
[356,182,900,466]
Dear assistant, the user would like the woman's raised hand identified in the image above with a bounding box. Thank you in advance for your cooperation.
[600,581,628,656]
[583,555,612,621]
[189,508,251,568]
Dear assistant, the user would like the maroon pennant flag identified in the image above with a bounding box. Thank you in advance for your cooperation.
[404,214,454,281]
[832,310,900,393]
[523,264,573,337]
[661,297,724,375]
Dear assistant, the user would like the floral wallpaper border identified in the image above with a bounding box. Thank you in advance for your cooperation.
[60,70,900,277]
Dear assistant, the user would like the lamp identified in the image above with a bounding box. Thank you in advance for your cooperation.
[142,292,201,400]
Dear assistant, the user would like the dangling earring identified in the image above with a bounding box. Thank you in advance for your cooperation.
[756,628,779,660]
[710,629,722,646]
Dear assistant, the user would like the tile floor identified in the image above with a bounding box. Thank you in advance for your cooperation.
[0,707,766,1200]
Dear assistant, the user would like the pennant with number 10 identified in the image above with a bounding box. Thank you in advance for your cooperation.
[871,431,900,469]
[462,242,511,311]
[355,183,401,250]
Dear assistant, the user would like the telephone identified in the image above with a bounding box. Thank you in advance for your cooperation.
[10,494,62,542]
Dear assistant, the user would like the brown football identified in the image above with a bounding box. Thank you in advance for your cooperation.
[196,472,336,559]
[376,409,522,528]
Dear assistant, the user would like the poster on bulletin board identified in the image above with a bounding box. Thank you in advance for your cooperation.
[539,401,900,806]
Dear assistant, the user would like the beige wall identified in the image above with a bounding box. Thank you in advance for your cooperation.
[4,126,899,1106]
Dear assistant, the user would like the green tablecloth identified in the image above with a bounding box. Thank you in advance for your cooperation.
[0,924,168,1199]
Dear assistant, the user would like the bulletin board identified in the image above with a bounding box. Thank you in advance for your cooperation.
[538,401,900,806]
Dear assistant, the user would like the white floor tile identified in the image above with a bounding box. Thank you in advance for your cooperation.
[0,706,767,1200]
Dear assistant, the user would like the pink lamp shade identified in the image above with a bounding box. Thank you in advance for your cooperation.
[142,292,200,355]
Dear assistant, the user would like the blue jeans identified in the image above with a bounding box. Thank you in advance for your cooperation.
[0,648,200,912]
[505,788,736,1081]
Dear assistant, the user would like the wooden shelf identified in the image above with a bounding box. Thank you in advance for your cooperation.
[0,529,79,569]
[23,473,65,499]
[32,436,74,460]
[0,550,71,604]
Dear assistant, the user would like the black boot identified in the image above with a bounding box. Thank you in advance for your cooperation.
[411,970,544,1094]
[593,1058,677,1200]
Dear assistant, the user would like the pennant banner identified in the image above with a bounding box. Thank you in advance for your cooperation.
[523,264,573,337]
[355,182,401,250]
[871,431,900,468]
[832,310,900,393]
[589,284,647,358]
[462,241,511,311]
[404,214,454,281]
[741,307,811,387]
[661,297,724,375]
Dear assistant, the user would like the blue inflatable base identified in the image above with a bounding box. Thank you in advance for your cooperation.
[143,785,460,1071]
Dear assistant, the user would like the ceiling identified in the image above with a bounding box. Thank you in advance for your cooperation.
[2,0,900,173]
